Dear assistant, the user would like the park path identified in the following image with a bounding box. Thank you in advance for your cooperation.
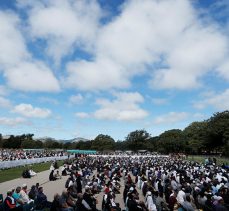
[0,169,145,210]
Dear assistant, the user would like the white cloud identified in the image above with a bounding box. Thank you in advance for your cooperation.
[64,0,229,91]
[0,117,27,126]
[94,92,148,121]
[66,59,129,90]
[13,103,51,118]
[69,94,83,104]
[0,11,29,69]
[217,61,229,81]
[153,112,189,125]
[150,25,227,89]
[0,86,9,96]
[22,0,102,64]
[0,97,11,108]
[0,11,60,92]
[193,89,229,110]
[75,112,90,119]
[4,61,60,92]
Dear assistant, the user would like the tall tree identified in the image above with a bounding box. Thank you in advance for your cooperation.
[157,129,185,154]
[206,111,229,155]
[125,130,151,151]
[91,134,115,151]
[183,121,207,154]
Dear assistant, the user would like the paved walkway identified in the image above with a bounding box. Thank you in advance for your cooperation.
[0,169,144,210]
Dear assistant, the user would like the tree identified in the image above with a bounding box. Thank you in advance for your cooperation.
[114,140,129,151]
[125,130,151,151]
[44,139,62,149]
[205,111,229,155]
[2,135,23,149]
[75,140,92,150]
[0,133,2,148]
[183,121,207,154]
[157,129,185,154]
[91,134,115,151]
[34,140,44,149]
[21,139,37,149]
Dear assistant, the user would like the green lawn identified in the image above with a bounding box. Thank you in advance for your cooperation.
[0,160,64,183]
[186,155,229,166]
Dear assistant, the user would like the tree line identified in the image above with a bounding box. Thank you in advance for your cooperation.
[0,111,228,156]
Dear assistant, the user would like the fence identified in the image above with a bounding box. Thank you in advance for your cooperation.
[0,156,71,169]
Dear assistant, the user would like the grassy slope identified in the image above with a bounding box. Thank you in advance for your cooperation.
[0,160,63,183]
[186,155,229,166]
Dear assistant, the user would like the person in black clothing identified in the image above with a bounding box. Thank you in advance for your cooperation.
[22,169,31,178]
[28,185,37,200]
[49,170,57,181]
[50,193,61,211]
[76,174,82,193]
[127,193,139,211]
[35,187,52,209]
[83,186,97,211]
[123,184,130,204]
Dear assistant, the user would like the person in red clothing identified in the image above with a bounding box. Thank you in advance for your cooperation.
[4,190,21,211]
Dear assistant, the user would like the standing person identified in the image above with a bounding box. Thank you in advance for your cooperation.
[76,174,82,193]
[168,190,177,211]
[145,191,157,211]
[127,193,139,211]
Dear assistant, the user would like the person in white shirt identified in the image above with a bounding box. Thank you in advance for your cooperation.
[20,184,30,204]
[177,188,186,205]
[145,191,157,211]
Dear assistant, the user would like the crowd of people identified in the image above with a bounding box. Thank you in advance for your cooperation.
[0,154,229,211]
[0,149,66,161]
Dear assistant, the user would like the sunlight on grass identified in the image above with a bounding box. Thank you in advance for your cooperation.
[0,160,63,183]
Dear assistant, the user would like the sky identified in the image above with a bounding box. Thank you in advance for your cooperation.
[0,0,229,141]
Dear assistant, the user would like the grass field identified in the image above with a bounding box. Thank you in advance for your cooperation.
[186,155,229,166]
[0,160,64,183]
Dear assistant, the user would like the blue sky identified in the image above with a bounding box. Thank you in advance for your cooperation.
[0,0,229,141]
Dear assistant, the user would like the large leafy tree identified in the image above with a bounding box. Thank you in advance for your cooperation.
[157,129,185,154]
[183,121,207,154]
[2,135,22,149]
[125,129,151,151]
[74,140,92,150]
[0,133,2,148]
[205,111,229,155]
[43,139,63,149]
[91,134,115,151]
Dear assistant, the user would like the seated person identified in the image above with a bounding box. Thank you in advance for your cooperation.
[54,170,62,179]
[28,186,37,200]
[4,190,17,211]
[22,169,31,178]
[35,187,52,209]
[59,191,74,211]
[50,193,61,211]
[12,187,24,208]
[49,170,57,181]
[29,169,36,177]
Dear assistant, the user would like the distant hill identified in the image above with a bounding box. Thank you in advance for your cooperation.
[34,136,56,142]
[34,136,90,143]
[61,137,90,143]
